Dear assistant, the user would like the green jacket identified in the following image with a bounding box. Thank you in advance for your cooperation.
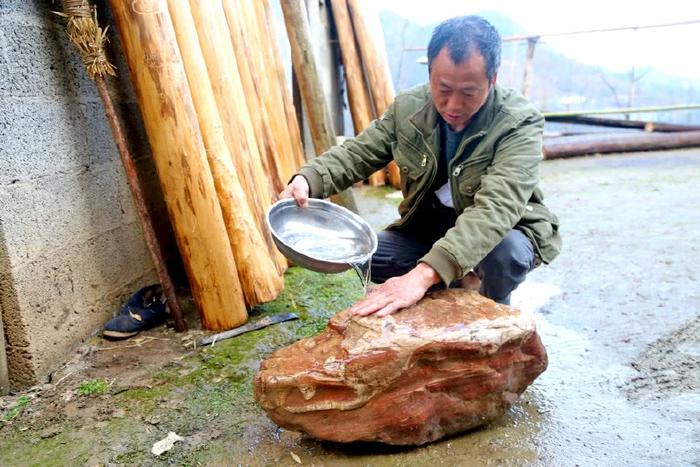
[298,83,561,286]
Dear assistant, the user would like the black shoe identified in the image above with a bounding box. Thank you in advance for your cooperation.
[103,285,167,340]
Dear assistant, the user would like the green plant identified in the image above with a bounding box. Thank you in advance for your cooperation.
[0,396,30,427]
[77,378,109,396]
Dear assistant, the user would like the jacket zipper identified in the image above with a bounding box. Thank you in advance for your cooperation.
[448,131,486,211]
[449,131,487,177]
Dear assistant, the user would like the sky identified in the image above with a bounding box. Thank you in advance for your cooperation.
[368,0,700,81]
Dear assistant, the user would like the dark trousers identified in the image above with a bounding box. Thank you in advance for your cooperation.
[370,229,536,305]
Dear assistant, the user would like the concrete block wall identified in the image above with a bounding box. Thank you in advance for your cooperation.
[0,0,176,388]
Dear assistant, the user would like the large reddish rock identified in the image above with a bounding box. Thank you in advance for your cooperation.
[254,289,547,445]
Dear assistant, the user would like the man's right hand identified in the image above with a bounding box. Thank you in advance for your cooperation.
[279,175,310,208]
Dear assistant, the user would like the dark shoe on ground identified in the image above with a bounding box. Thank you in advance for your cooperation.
[103,285,167,340]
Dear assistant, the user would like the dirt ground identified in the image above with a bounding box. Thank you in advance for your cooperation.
[1,149,698,466]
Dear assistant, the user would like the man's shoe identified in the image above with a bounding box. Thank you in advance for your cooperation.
[103,285,167,339]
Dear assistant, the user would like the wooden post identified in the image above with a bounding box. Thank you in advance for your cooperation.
[109,0,247,330]
[346,0,392,113]
[261,0,308,170]
[544,114,700,132]
[346,0,401,188]
[280,0,358,212]
[168,0,283,306]
[221,0,286,196]
[329,0,384,186]
[543,130,700,159]
[226,0,297,188]
[186,0,287,273]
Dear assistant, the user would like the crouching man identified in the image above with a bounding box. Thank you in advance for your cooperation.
[281,15,561,317]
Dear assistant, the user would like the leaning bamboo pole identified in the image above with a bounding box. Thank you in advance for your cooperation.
[57,0,186,331]
[168,0,283,306]
[280,0,358,213]
[346,0,401,188]
[108,0,247,330]
[329,0,384,186]
[187,0,287,274]
[221,0,285,195]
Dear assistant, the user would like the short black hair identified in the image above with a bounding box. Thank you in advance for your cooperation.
[427,15,502,81]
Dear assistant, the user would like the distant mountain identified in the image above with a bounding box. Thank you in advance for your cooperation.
[378,11,699,125]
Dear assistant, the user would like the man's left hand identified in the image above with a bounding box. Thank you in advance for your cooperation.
[350,263,441,317]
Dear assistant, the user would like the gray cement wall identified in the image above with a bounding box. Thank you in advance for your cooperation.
[0,0,175,389]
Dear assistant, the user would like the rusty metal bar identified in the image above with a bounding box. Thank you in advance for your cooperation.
[94,77,187,332]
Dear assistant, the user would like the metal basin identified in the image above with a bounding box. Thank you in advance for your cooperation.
[267,199,378,274]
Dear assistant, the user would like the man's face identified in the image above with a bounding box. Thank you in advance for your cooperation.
[429,47,496,132]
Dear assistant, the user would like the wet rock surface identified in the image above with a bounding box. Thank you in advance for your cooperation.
[255,289,547,445]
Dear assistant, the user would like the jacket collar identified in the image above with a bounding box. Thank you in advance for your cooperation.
[409,84,499,140]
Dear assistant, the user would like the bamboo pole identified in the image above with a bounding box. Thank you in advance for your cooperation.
[261,0,308,170]
[168,0,283,306]
[187,0,287,274]
[108,0,247,330]
[346,0,401,188]
[329,0,384,186]
[58,0,185,331]
[280,0,358,213]
[221,0,285,195]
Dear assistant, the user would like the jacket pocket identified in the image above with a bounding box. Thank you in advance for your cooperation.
[457,172,482,196]
[393,141,428,195]
[455,172,483,209]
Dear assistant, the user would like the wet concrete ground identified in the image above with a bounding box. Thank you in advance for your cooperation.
[1,149,698,465]
[343,149,700,466]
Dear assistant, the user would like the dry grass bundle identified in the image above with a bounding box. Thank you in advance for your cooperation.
[55,0,116,79]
